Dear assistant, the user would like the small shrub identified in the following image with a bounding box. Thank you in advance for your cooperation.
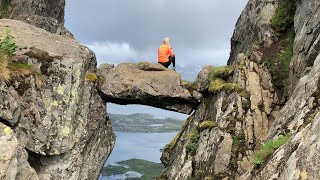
[181,80,198,93]
[186,129,200,155]
[252,135,291,165]
[85,72,97,82]
[199,121,218,131]
[0,29,17,56]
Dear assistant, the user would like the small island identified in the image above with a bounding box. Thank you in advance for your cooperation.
[101,159,164,180]
[109,113,184,133]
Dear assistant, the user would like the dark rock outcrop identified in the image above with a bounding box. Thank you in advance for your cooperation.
[0,19,115,179]
[98,62,198,114]
[5,0,72,37]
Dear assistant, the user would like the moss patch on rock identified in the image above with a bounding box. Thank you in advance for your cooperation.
[181,80,198,93]
[208,79,241,94]
[199,121,218,131]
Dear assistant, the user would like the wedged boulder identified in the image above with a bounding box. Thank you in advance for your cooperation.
[0,19,115,179]
[98,62,198,114]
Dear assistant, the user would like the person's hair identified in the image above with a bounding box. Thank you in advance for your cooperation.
[163,37,171,48]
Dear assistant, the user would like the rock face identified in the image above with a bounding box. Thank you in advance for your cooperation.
[0,19,115,179]
[160,0,320,179]
[228,0,279,65]
[5,0,72,37]
[98,62,198,114]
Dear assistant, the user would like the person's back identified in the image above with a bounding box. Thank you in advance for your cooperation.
[158,37,175,70]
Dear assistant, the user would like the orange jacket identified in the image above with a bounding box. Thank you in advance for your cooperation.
[158,44,174,63]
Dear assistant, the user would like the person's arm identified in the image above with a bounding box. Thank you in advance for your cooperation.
[169,47,174,57]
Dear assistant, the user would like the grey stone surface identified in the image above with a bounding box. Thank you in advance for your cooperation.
[98,62,198,114]
[0,19,115,179]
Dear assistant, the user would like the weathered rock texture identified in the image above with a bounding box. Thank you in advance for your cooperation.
[160,0,320,179]
[98,62,198,114]
[0,19,115,179]
[228,0,279,65]
[5,0,72,37]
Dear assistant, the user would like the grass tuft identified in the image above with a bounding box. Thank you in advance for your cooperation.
[9,63,43,87]
[252,135,291,165]
[199,121,218,131]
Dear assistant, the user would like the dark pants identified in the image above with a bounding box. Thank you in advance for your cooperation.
[159,56,175,68]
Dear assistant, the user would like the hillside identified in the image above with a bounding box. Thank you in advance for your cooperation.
[109,113,183,133]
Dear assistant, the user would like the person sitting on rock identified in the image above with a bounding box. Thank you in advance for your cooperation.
[158,37,175,70]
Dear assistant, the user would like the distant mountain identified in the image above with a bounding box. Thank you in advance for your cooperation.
[109,113,184,133]
[176,64,204,81]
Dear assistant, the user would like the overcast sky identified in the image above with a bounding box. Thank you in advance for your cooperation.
[65,0,248,66]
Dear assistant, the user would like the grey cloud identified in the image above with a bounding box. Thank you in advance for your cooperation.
[65,0,248,65]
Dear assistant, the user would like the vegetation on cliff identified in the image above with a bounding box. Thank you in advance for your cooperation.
[208,66,241,94]
[270,0,296,35]
[252,135,291,165]
[0,29,43,86]
[186,129,200,155]
[261,0,296,90]
[181,80,198,93]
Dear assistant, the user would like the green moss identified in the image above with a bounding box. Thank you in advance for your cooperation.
[165,116,192,153]
[0,0,11,19]
[252,135,291,165]
[209,66,235,81]
[208,79,241,94]
[199,121,218,131]
[181,80,198,93]
[271,0,296,35]
[186,129,200,155]
[85,72,97,82]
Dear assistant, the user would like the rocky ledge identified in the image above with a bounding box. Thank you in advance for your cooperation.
[98,62,199,114]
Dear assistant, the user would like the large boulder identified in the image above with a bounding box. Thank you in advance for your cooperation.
[0,19,115,179]
[98,62,198,114]
[4,0,72,37]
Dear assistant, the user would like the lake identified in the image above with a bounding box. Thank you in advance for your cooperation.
[99,131,178,179]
